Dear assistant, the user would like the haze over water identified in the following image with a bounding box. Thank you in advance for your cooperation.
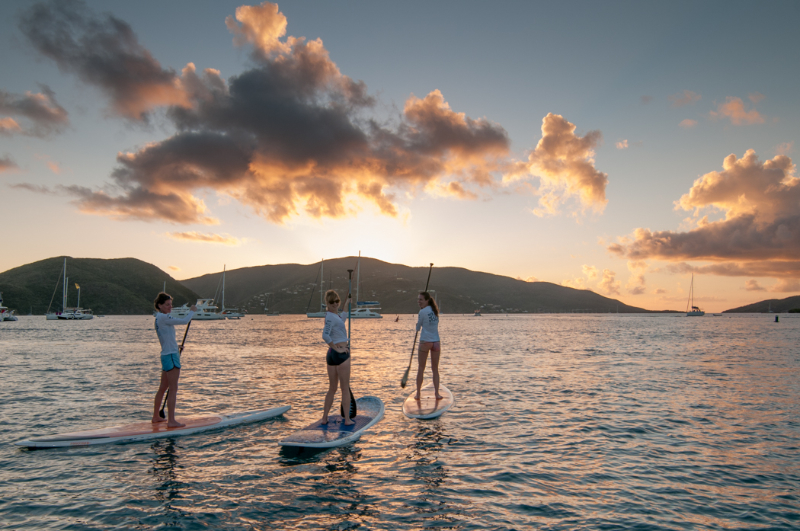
[1,313,799,530]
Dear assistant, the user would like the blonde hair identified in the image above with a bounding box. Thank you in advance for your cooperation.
[325,290,340,305]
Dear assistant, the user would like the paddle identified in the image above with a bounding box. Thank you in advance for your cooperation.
[159,320,191,419]
[400,263,433,388]
[340,268,358,419]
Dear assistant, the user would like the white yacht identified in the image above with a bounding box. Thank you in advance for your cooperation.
[171,298,227,320]
[0,293,18,321]
[46,258,93,320]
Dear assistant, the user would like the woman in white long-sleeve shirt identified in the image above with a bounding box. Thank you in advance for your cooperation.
[152,292,196,427]
[415,291,442,400]
[321,289,354,425]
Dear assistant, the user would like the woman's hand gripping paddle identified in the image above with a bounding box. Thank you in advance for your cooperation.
[340,268,358,419]
[159,320,191,419]
[400,263,433,388]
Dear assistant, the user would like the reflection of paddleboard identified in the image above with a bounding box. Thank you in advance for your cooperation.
[16,406,290,449]
[280,396,384,448]
[403,383,454,419]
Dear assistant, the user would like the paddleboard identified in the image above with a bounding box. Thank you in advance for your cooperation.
[15,406,290,449]
[280,396,384,448]
[402,383,454,419]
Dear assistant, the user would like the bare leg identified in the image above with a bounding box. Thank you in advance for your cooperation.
[322,364,338,424]
[337,358,353,425]
[431,347,442,399]
[415,345,430,400]
[165,368,185,428]
[152,371,169,423]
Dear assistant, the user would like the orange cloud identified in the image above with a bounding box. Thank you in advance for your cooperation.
[679,119,697,129]
[616,140,628,150]
[744,279,765,291]
[226,2,290,55]
[508,113,608,216]
[1,155,19,173]
[0,118,22,135]
[669,90,701,107]
[0,86,68,136]
[598,269,621,296]
[167,231,241,245]
[775,142,793,156]
[710,97,764,125]
[168,265,180,271]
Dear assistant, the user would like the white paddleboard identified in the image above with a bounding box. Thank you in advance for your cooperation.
[403,383,454,419]
[15,406,290,449]
[280,396,384,448]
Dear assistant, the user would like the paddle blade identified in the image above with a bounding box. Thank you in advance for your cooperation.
[159,389,169,418]
[400,366,410,388]
[340,387,357,418]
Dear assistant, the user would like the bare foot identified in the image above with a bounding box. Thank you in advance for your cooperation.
[320,417,329,425]
[414,394,421,400]
[167,420,186,428]
[435,394,443,400]
[151,417,167,424]
[343,419,354,426]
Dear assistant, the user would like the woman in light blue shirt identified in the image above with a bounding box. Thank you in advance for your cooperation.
[153,292,196,427]
[415,291,441,400]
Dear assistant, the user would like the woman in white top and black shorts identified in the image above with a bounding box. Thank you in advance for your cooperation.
[321,289,354,425]
[415,291,442,400]
[153,292,196,427]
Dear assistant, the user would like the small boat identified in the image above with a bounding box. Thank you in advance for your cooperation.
[218,265,245,319]
[352,252,382,319]
[394,315,399,322]
[473,310,482,316]
[686,274,704,316]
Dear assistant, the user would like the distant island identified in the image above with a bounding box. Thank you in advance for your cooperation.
[2,255,794,315]
[722,295,800,314]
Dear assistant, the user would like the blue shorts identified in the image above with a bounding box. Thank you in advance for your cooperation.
[161,352,181,372]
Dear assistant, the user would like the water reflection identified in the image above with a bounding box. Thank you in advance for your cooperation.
[408,421,451,490]
[148,438,185,517]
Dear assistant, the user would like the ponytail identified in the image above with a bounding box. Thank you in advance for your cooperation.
[420,291,439,316]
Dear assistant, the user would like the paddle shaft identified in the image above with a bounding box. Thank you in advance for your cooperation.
[159,320,191,418]
[401,263,433,387]
[341,269,357,419]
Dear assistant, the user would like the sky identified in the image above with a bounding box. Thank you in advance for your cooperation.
[1,0,798,312]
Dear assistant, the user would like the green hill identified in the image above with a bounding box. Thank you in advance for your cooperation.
[723,295,800,313]
[0,257,198,315]
[181,256,651,314]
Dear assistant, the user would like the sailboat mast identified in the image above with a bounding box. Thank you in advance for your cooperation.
[222,265,226,310]
[356,251,360,304]
[62,258,67,311]
[320,259,324,311]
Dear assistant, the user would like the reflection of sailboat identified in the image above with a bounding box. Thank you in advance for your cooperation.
[264,293,280,316]
[686,274,704,316]
[352,252,382,319]
[306,259,327,318]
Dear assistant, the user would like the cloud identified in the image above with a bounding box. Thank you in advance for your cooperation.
[47,161,61,174]
[744,279,766,291]
[772,279,800,292]
[19,0,190,121]
[665,261,800,279]
[679,119,697,129]
[669,90,701,107]
[626,260,647,295]
[749,92,765,104]
[640,96,652,105]
[710,96,764,125]
[775,142,793,156]
[653,288,666,295]
[0,155,19,172]
[168,265,180,271]
[9,183,56,194]
[167,231,242,245]
[0,85,68,136]
[561,277,587,289]
[508,113,608,216]
[598,269,621,296]
[616,139,628,150]
[582,264,598,280]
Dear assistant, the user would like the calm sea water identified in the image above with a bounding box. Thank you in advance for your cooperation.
[0,313,798,530]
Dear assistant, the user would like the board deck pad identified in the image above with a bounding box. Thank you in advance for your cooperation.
[402,383,455,419]
[280,396,383,448]
[16,406,290,449]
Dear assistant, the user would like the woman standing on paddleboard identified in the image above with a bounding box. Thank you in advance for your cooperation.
[321,289,354,426]
[415,291,442,400]
[153,293,196,427]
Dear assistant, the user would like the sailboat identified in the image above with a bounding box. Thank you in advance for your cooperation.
[686,274,704,316]
[219,265,245,319]
[352,251,382,319]
[306,259,327,318]
[0,292,18,321]
[45,258,93,320]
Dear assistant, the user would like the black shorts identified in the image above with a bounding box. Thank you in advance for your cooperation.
[326,347,350,366]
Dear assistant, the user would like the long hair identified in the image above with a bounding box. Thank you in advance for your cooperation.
[420,291,439,316]
[154,292,172,311]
